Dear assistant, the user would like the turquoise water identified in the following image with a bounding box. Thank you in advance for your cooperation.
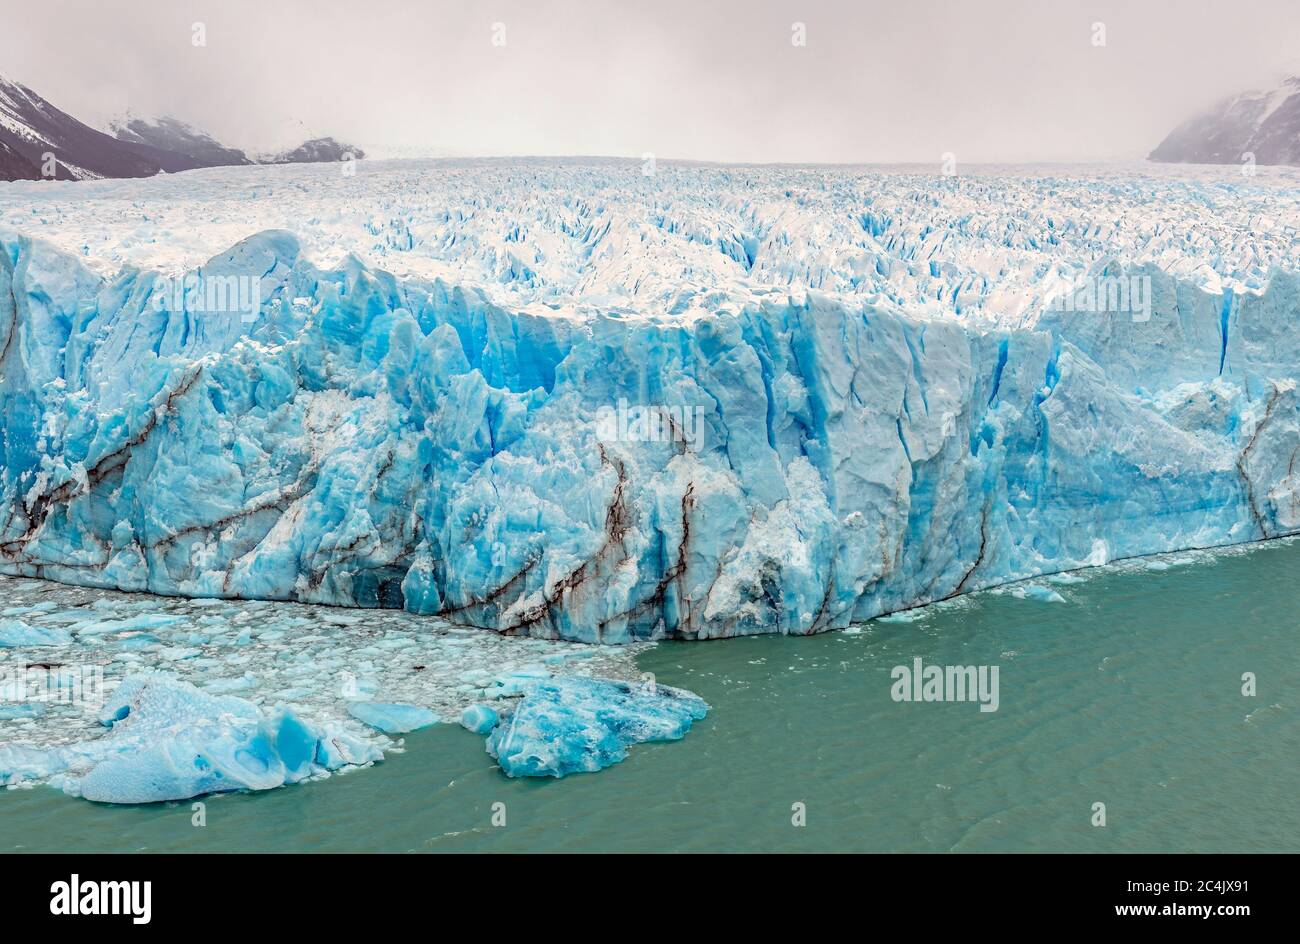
[4,541,1299,853]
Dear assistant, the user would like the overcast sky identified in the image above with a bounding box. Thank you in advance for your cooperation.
[3,0,1298,163]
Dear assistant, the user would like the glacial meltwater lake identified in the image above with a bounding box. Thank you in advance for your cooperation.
[3,538,1299,853]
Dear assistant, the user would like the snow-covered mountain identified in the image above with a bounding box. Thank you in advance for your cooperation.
[0,74,365,181]
[0,136,40,180]
[1151,74,1300,166]
[0,73,166,180]
[257,136,365,165]
[1,160,1297,641]
[108,113,253,171]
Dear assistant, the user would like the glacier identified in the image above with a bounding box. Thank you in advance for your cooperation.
[1,159,1299,645]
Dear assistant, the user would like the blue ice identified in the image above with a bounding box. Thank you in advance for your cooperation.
[347,701,440,734]
[486,677,709,778]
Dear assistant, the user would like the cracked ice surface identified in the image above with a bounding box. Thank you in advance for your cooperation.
[1,159,1299,643]
[3,158,1298,324]
[0,574,646,795]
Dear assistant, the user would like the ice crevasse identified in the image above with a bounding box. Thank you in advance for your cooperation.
[1,227,1299,643]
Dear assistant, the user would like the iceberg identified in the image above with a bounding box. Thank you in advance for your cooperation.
[1,160,1298,643]
[0,673,383,803]
[485,676,709,778]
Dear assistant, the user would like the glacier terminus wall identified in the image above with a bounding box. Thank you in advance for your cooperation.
[1,160,1298,642]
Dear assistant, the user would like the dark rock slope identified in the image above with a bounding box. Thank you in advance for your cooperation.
[1151,75,1300,166]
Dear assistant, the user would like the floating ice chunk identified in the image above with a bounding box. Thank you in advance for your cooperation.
[114,633,162,649]
[347,701,439,734]
[0,745,63,785]
[200,673,257,694]
[486,677,708,778]
[74,614,185,638]
[37,674,387,804]
[876,609,929,624]
[2,602,56,616]
[459,704,499,735]
[0,621,74,647]
[159,646,202,661]
[1008,584,1066,603]
[543,649,597,664]
[0,703,46,720]
[504,666,550,679]
[1047,572,1087,585]
[485,669,552,698]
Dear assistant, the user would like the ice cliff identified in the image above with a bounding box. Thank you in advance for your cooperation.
[1,161,1298,643]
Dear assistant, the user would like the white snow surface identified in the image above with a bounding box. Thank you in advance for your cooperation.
[3,157,1297,327]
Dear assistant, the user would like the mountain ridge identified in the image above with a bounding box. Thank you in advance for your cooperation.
[1151,74,1300,166]
[0,73,364,181]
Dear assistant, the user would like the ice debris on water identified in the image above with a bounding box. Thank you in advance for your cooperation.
[0,621,74,647]
[0,673,383,804]
[486,677,709,778]
[1007,584,1066,603]
[0,576,658,800]
[0,703,45,720]
[1046,572,1087,585]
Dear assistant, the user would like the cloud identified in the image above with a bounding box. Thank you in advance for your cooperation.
[2,0,1297,162]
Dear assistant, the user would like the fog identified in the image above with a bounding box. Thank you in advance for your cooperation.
[3,0,1297,162]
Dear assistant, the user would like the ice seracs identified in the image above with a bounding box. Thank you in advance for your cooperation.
[0,159,1298,643]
